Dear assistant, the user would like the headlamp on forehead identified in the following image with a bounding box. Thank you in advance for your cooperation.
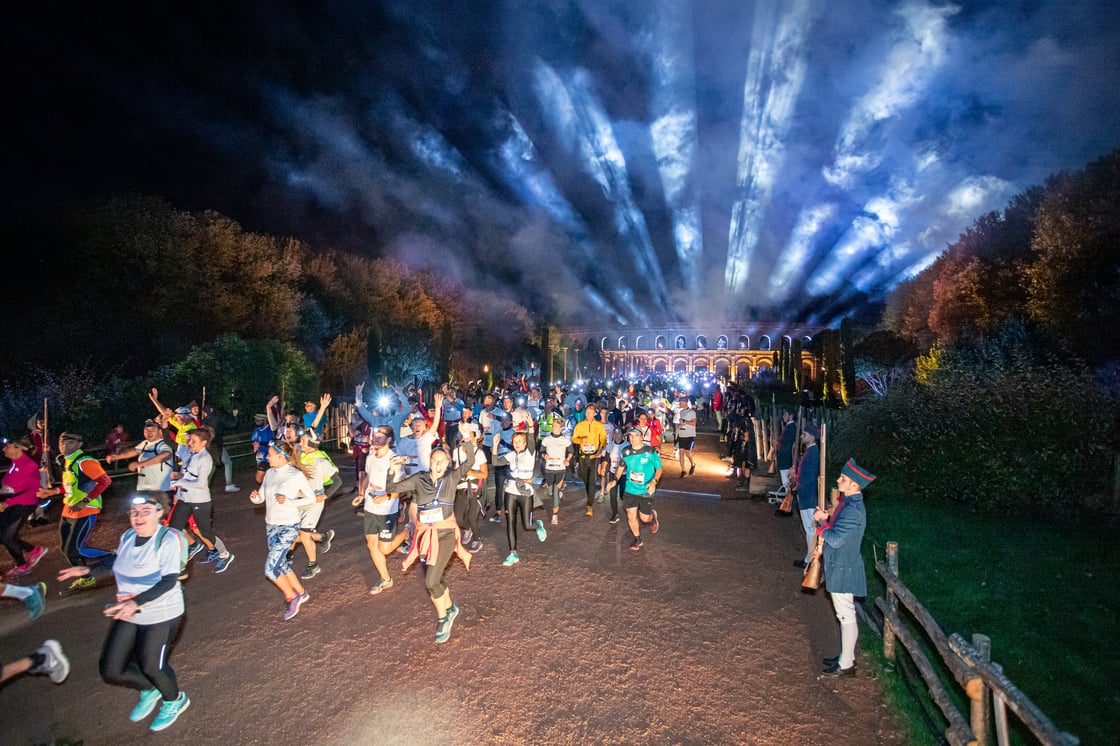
[131,494,161,508]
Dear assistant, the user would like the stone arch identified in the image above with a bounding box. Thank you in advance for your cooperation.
[759,335,771,350]
[655,334,667,350]
[738,335,749,349]
[600,336,609,351]
[635,335,645,350]
[696,335,707,349]
[716,335,728,350]
[674,335,687,349]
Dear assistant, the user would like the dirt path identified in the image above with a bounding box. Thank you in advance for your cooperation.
[1,429,903,745]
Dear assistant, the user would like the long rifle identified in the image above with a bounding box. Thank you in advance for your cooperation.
[775,406,802,514]
[802,420,826,589]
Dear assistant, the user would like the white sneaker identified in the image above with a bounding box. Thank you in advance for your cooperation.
[550,514,558,525]
[31,640,70,684]
[224,484,241,492]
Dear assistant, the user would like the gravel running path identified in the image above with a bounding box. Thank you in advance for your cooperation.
[1,428,904,745]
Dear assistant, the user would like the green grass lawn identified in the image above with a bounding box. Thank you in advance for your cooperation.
[859,485,1116,745]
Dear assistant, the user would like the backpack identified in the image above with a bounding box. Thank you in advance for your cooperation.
[123,525,189,573]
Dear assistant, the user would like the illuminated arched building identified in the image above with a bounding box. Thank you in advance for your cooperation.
[549,323,822,384]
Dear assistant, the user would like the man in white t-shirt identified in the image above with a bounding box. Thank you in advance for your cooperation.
[676,398,698,478]
[354,425,411,595]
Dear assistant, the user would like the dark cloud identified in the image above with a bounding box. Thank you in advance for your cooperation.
[5,0,1118,326]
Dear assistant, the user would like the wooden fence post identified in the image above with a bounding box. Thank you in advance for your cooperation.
[883,541,899,661]
[969,633,992,746]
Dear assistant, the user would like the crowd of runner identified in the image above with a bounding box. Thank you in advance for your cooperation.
[1,375,872,732]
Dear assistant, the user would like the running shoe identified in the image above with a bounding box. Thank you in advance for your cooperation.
[283,596,301,621]
[5,563,30,578]
[300,563,321,580]
[466,538,482,553]
[150,691,190,732]
[650,510,659,534]
[489,514,502,524]
[318,528,335,554]
[26,545,48,570]
[214,553,236,574]
[130,688,162,722]
[186,542,204,562]
[734,483,750,492]
[199,549,219,564]
[535,519,547,542]
[608,515,621,524]
[369,577,394,595]
[434,615,451,644]
[585,507,593,517]
[223,484,241,493]
[60,575,96,596]
[443,603,459,639]
[502,551,520,566]
[31,639,70,683]
[629,537,643,551]
[595,490,604,503]
[550,514,558,525]
[25,582,46,622]
[679,471,686,478]
[688,464,695,475]
[398,540,411,555]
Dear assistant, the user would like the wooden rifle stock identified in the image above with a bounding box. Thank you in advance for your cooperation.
[802,421,826,589]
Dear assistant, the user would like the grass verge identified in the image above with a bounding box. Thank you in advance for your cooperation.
[858,483,1115,745]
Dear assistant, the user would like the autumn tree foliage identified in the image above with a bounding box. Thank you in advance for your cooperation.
[885,150,1119,363]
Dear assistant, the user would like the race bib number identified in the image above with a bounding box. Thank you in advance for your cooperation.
[419,505,444,524]
[629,471,647,486]
[581,443,597,454]
[546,456,563,469]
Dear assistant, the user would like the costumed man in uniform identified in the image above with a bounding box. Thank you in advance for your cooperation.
[814,458,874,678]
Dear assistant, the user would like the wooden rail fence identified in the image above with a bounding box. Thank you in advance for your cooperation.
[876,541,1078,746]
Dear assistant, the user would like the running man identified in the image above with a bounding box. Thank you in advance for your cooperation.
[570,404,607,518]
[613,427,663,551]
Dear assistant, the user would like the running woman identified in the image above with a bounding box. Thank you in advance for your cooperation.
[394,446,476,643]
[168,427,234,573]
[249,442,320,621]
[613,428,663,551]
[58,493,190,731]
[499,432,547,566]
[292,430,340,579]
[538,418,572,525]
[605,426,626,524]
[1,436,48,577]
[452,421,487,552]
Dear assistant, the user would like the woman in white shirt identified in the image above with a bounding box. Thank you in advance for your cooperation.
[57,493,190,732]
[250,441,322,621]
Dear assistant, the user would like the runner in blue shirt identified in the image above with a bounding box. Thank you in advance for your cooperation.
[613,428,663,551]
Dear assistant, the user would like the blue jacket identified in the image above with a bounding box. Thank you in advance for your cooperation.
[795,442,819,511]
[776,421,797,470]
[821,492,867,596]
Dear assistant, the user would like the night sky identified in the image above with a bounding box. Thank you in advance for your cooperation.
[6,1,1119,326]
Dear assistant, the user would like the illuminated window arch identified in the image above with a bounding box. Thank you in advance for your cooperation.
[655,335,666,350]
[802,336,813,346]
[738,335,749,349]
[618,336,627,350]
[759,335,771,351]
[600,336,609,351]
[716,335,728,350]
[635,335,645,350]
[696,335,707,349]
[675,335,687,349]
[673,359,687,372]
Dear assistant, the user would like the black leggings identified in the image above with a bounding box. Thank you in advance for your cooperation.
[454,486,481,536]
[168,500,216,545]
[503,490,536,552]
[610,474,627,519]
[100,617,182,700]
[424,528,456,599]
[577,457,599,506]
[0,504,35,565]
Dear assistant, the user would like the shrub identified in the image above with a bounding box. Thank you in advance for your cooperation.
[832,321,1114,512]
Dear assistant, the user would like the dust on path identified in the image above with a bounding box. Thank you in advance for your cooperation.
[1,429,903,745]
